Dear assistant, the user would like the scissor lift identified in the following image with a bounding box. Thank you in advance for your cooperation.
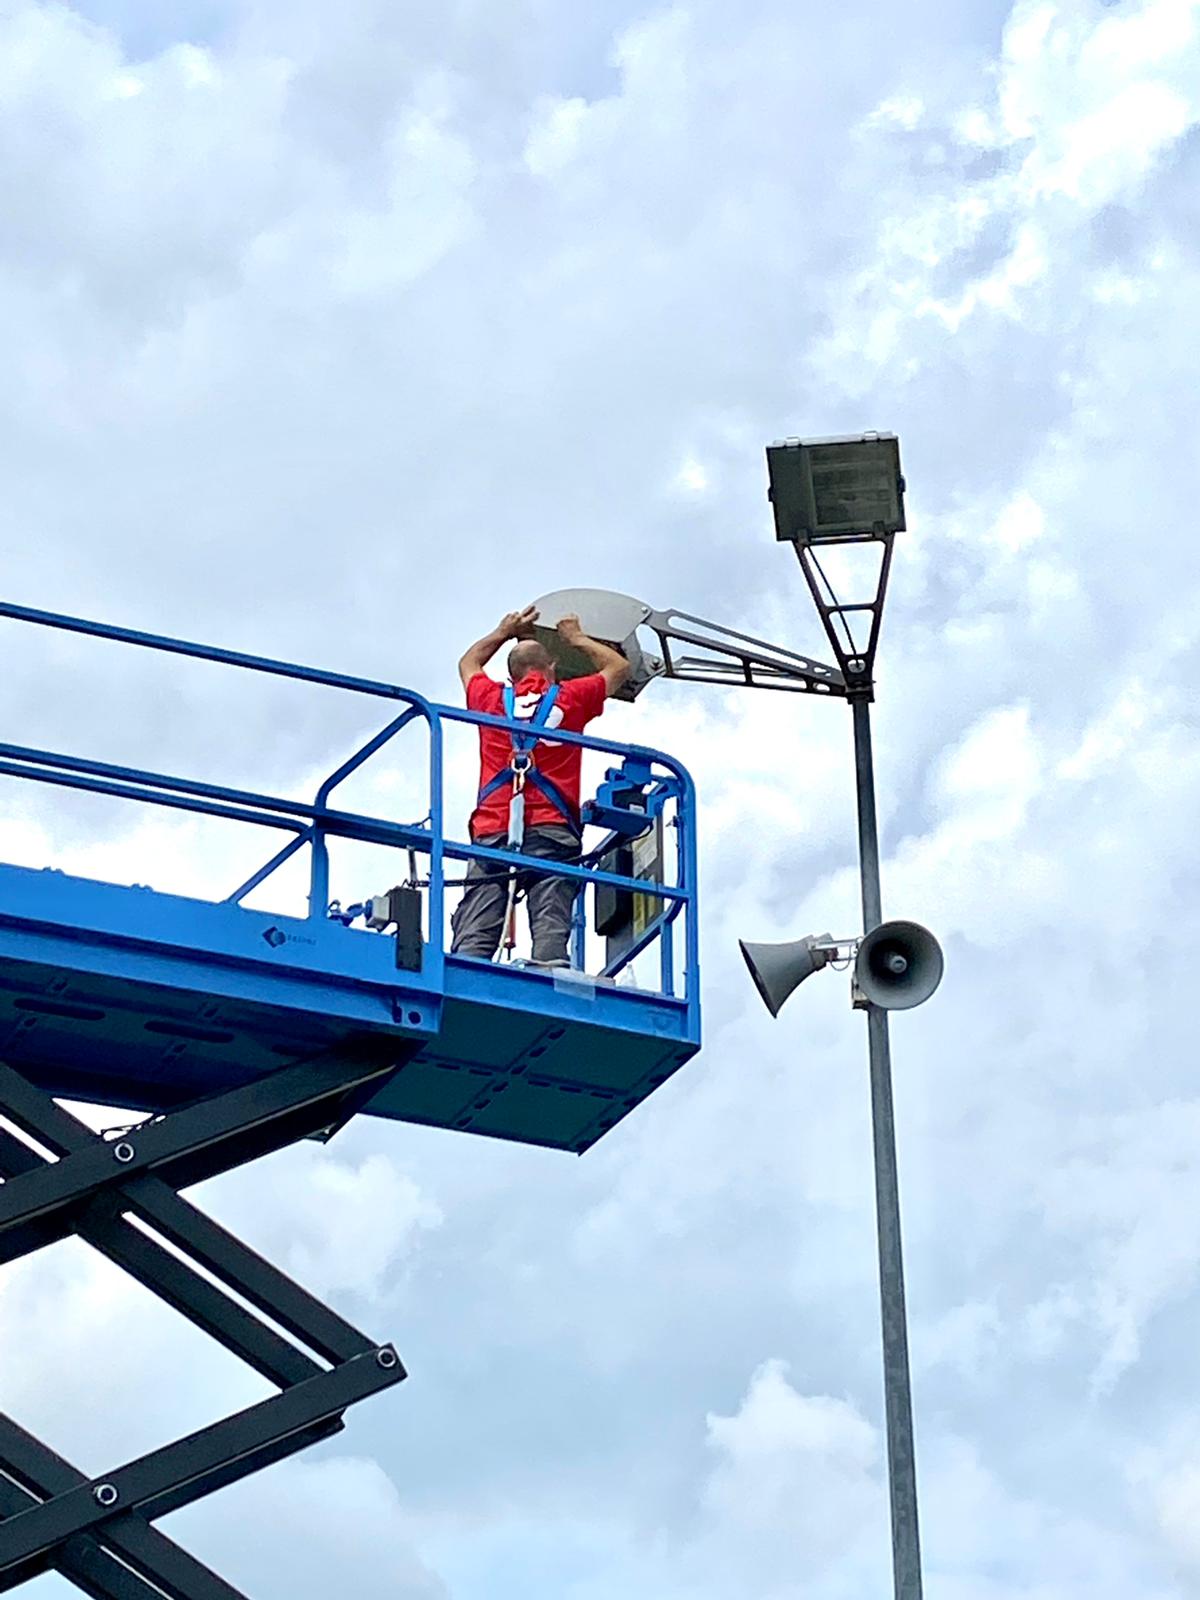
[0,602,700,1598]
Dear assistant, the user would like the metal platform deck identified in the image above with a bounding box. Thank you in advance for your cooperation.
[0,862,696,1154]
[0,600,701,1153]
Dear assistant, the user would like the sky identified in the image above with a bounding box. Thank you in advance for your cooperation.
[0,0,1199,1595]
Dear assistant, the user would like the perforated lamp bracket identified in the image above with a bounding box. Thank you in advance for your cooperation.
[530,588,846,700]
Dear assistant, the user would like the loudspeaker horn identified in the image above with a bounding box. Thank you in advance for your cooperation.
[854,920,943,1011]
[738,933,833,1018]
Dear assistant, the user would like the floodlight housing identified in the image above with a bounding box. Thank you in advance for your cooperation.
[767,433,906,544]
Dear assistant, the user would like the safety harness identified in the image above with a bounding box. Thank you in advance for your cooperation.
[476,683,581,847]
[476,681,581,960]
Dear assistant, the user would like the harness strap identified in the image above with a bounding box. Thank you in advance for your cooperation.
[522,770,582,838]
[476,684,580,838]
[505,682,560,746]
[478,769,519,805]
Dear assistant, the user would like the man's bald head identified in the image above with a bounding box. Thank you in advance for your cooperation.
[507,639,555,682]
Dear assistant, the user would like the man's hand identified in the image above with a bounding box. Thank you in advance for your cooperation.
[459,605,539,689]
[501,605,539,640]
[555,613,630,698]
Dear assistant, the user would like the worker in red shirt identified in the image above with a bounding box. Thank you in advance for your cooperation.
[451,605,631,966]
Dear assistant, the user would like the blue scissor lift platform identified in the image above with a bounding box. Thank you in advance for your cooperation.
[0,602,700,1599]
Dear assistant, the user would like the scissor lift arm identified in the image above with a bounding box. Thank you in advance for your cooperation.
[0,1048,406,1599]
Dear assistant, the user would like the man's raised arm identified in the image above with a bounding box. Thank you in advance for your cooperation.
[556,615,631,697]
[458,606,539,690]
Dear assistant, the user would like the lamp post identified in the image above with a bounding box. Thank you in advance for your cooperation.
[763,433,925,1600]
[531,433,937,1600]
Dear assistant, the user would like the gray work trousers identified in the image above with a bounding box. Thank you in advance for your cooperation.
[450,826,581,964]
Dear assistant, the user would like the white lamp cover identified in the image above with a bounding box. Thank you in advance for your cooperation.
[527,589,660,701]
[531,589,652,641]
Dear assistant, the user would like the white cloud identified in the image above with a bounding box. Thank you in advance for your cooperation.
[524,95,591,177]
[867,93,926,131]
[671,453,709,494]
[173,1454,448,1598]
[203,1145,444,1300]
[934,702,1042,839]
[989,490,1047,553]
[2,0,1200,1595]
[703,1360,879,1540]
[1151,1462,1200,1574]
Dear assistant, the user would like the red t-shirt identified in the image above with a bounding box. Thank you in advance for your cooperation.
[467,672,606,837]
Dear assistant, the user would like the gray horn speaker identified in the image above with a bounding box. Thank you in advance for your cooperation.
[738,933,833,1018]
[854,920,944,1010]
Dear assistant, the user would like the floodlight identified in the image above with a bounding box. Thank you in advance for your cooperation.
[766,433,906,544]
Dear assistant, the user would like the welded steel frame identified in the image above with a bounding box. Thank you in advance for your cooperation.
[790,531,896,702]
[643,606,847,696]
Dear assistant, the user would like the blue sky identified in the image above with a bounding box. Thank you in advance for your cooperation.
[1,0,1200,1596]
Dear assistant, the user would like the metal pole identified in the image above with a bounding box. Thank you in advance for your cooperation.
[851,696,923,1600]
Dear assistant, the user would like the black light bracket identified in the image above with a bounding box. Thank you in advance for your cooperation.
[792,529,896,703]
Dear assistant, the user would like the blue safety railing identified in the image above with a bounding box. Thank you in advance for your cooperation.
[0,601,699,1016]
